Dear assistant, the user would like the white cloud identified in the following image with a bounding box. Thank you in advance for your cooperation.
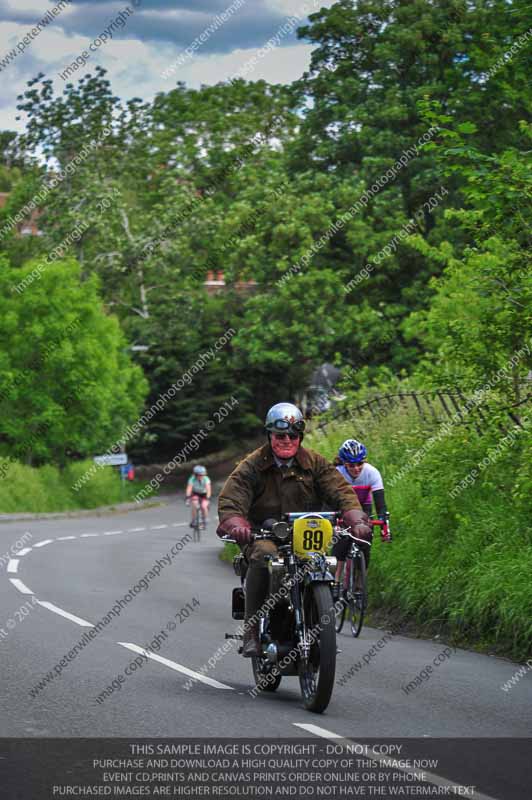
[267,0,335,18]
[0,0,331,132]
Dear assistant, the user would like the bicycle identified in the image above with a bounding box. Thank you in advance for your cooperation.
[334,516,390,637]
[334,528,368,638]
[188,494,208,542]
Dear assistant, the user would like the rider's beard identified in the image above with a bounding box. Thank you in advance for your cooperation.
[270,435,300,461]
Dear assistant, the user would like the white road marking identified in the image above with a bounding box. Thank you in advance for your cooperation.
[9,578,34,595]
[80,533,99,538]
[118,643,234,690]
[293,724,500,800]
[150,524,168,530]
[172,522,188,527]
[36,601,93,627]
[7,559,19,574]
[103,530,124,536]
[128,527,146,532]
[15,548,32,556]
[56,536,76,541]
[34,539,53,548]
[294,723,342,740]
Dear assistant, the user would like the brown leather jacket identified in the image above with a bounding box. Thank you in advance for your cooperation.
[217,443,361,529]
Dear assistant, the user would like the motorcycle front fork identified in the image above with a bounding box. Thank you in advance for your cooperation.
[286,554,311,661]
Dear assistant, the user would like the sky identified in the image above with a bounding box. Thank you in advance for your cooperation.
[0,0,335,133]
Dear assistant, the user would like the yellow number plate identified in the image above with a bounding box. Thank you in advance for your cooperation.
[292,517,334,559]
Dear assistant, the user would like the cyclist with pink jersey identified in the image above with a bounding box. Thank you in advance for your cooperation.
[332,439,390,591]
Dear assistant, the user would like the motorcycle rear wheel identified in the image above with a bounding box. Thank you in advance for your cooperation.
[298,583,336,713]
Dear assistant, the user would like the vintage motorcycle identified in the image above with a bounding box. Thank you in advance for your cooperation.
[225,511,340,713]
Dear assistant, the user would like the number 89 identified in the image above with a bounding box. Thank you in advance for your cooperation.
[302,529,324,550]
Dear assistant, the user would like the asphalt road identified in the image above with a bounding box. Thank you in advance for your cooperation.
[1,494,530,797]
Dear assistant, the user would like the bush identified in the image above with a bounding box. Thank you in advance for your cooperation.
[306,405,532,660]
[0,459,151,513]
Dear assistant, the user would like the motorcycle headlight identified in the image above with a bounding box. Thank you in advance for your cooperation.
[272,521,289,541]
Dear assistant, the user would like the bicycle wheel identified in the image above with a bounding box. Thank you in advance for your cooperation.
[298,583,336,713]
[191,509,200,542]
[346,552,367,638]
[334,583,346,634]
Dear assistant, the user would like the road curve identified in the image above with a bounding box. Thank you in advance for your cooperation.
[1,495,530,797]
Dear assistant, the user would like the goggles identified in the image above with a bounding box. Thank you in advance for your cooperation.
[268,418,306,434]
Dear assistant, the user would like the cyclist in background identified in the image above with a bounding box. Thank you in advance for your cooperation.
[332,439,390,590]
[186,465,211,529]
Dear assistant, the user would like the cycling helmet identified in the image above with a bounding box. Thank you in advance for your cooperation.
[264,402,306,437]
[193,465,207,475]
[338,439,367,464]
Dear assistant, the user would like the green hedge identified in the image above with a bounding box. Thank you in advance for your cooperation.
[0,459,151,513]
[307,406,532,660]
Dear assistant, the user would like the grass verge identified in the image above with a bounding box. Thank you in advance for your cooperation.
[0,459,154,513]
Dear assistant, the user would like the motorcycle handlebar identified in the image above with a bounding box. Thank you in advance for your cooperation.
[219,530,270,544]
[221,529,373,548]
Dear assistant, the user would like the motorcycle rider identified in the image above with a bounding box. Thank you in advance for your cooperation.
[217,402,372,657]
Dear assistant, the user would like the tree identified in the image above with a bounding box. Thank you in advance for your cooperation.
[404,121,532,402]
[295,0,530,177]
[231,269,367,409]
[0,256,148,465]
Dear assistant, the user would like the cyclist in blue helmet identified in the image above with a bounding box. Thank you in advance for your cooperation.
[332,439,390,592]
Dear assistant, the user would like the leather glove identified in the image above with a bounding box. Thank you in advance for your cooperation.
[216,515,252,545]
[343,508,373,543]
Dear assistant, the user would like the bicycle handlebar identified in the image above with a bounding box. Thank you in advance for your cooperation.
[334,527,372,547]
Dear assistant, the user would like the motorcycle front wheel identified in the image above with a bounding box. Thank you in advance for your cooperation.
[251,657,282,692]
[298,583,336,713]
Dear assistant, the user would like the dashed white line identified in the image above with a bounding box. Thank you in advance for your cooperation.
[36,601,93,627]
[103,530,124,536]
[56,536,76,541]
[172,522,188,528]
[150,524,168,530]
[128,527,146,532]
[80,533,99,538]
[7,559,19,574]
[34,539,53,548]
[15,547,32,556]
[294,723,342,740]
[9,578,34,595]
[118,643,234,690]
[293,724,499,800]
